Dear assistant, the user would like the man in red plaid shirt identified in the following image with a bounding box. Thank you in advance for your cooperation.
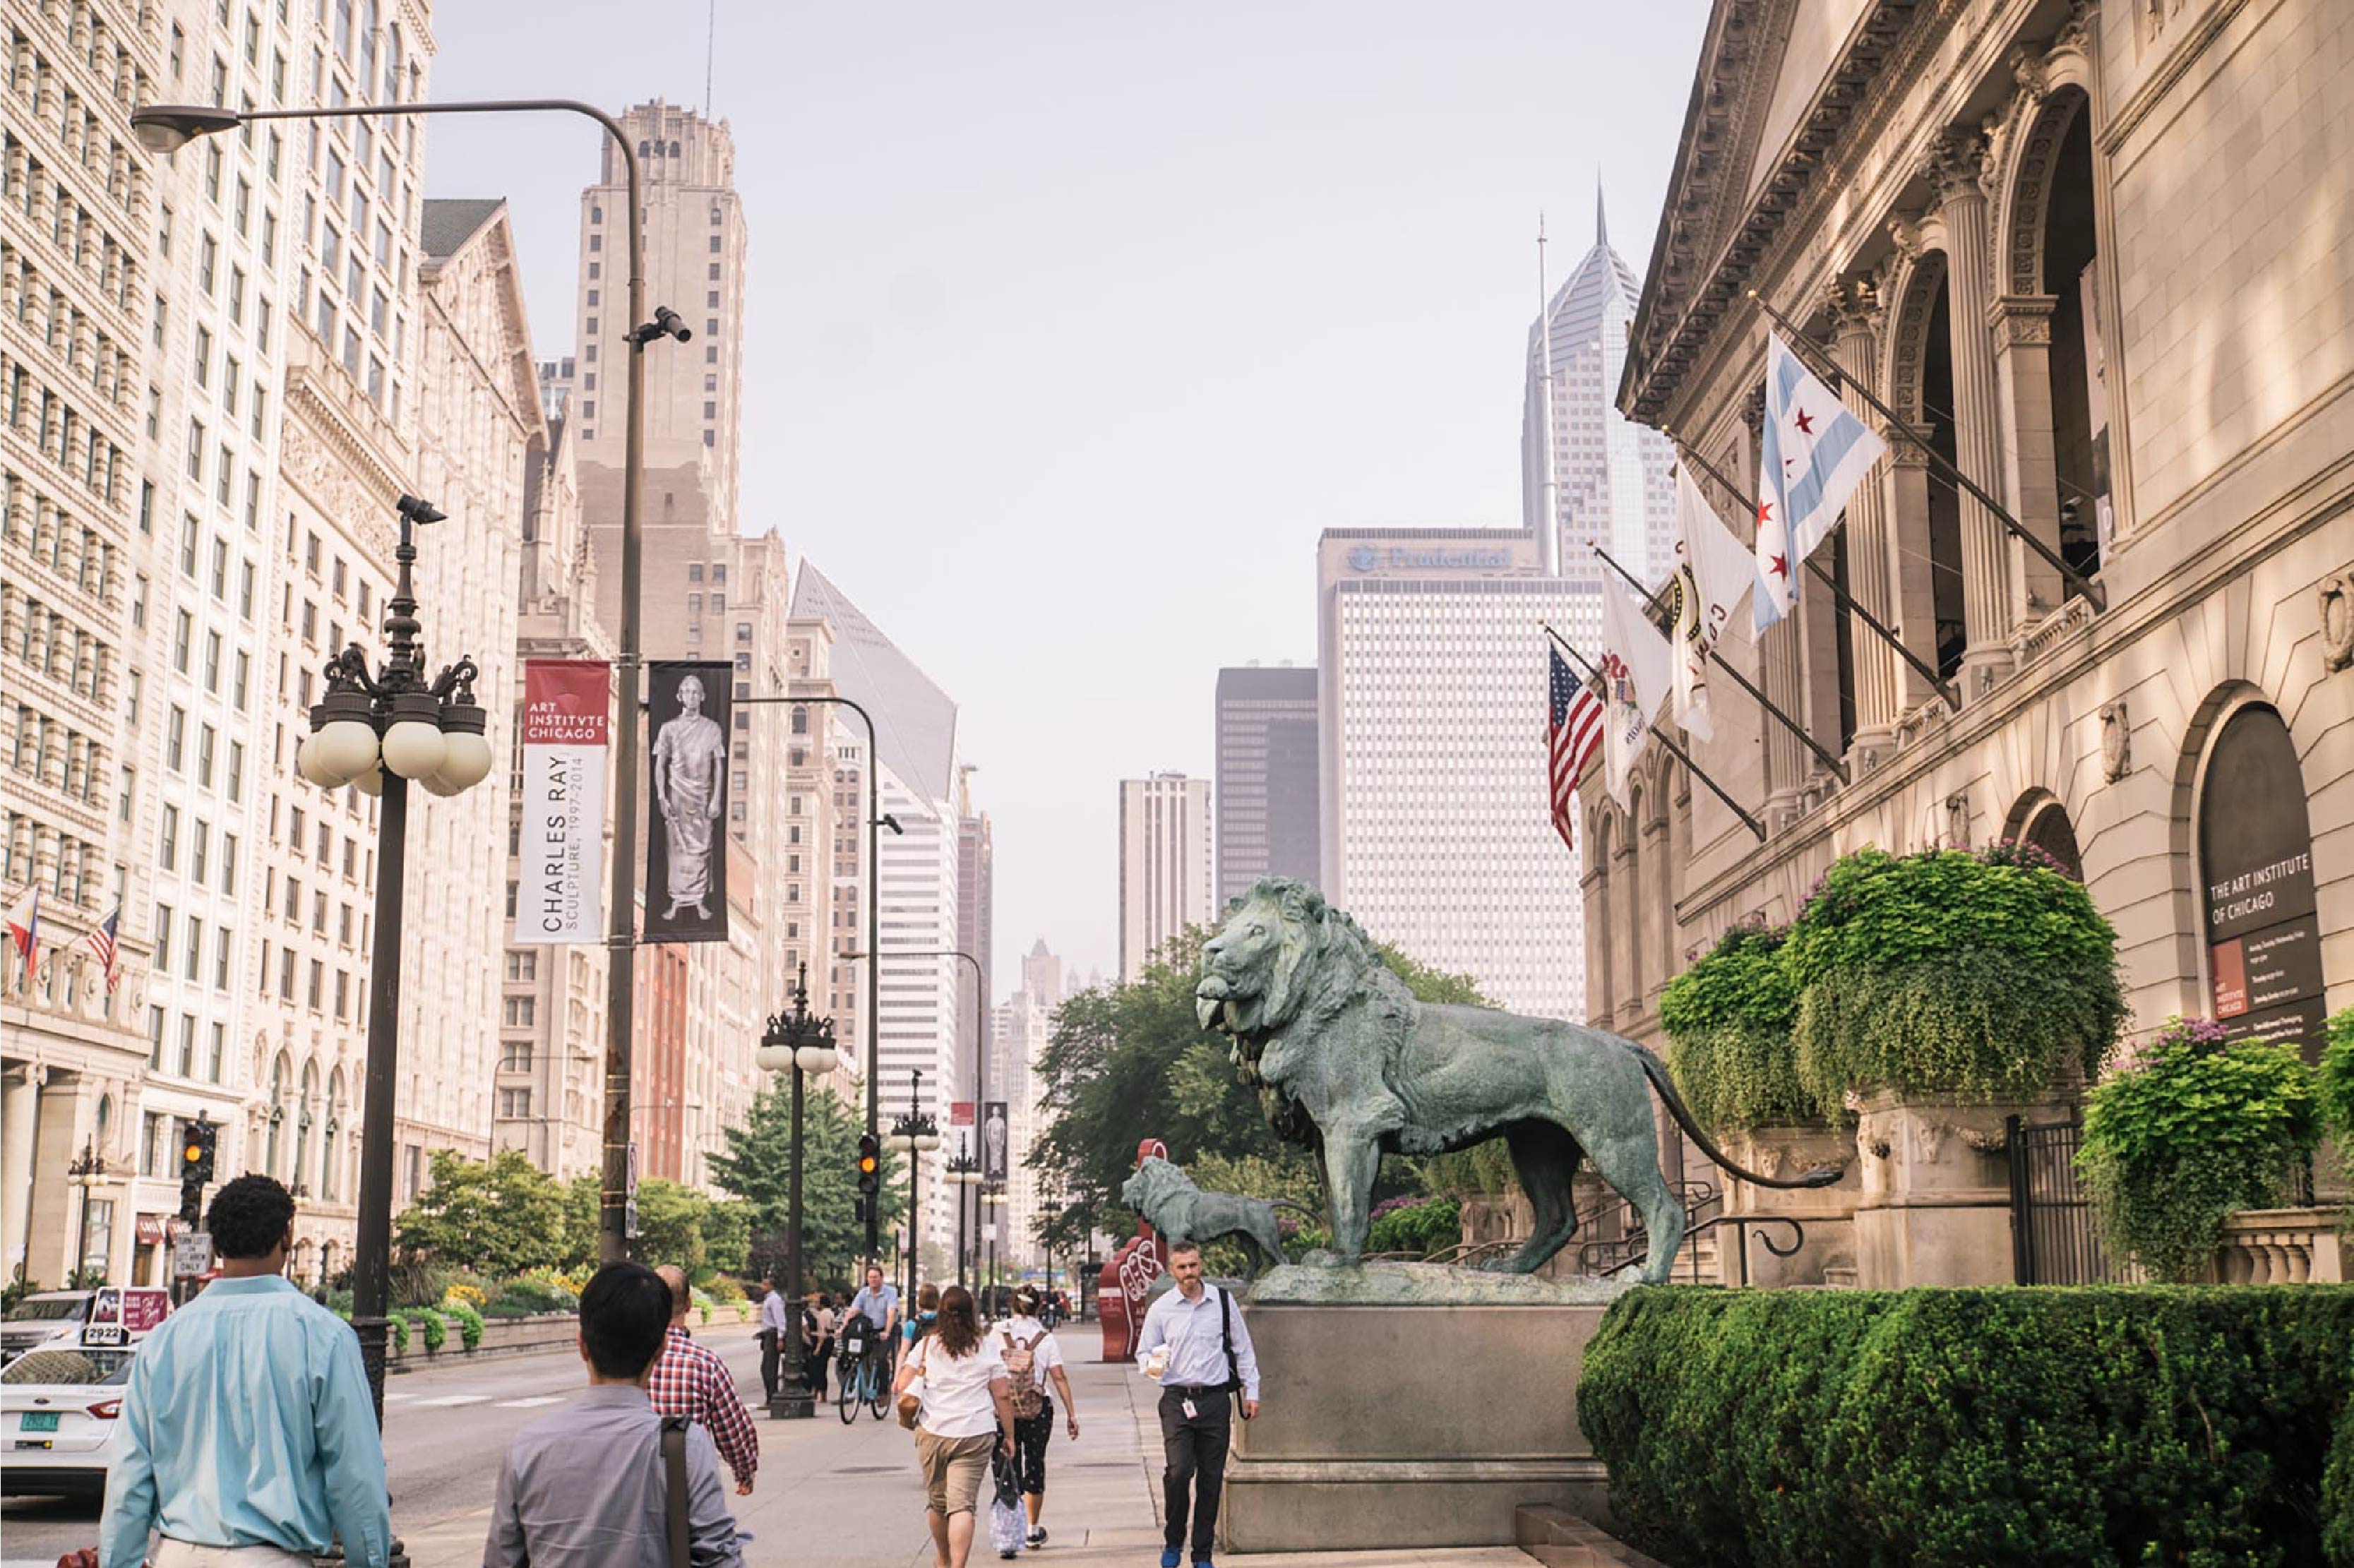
[650,1264,760,1496]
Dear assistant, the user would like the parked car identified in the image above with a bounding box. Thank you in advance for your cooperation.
[0,1286,172,1366]
[0,1346,136,1497]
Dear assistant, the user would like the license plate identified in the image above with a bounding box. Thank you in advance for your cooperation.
[20,1411,60,1432]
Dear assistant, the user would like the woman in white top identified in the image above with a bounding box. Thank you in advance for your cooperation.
[896,1284,1017,1568]
[995,1286,1080,1548]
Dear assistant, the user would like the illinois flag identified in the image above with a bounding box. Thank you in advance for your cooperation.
[1670,466,1757,743]
[1755,332,1886,631]
[1598,577,1675,811]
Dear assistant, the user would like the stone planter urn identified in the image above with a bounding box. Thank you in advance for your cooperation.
[1848,1087,2067,1288]
[1719,1123,1861,1287]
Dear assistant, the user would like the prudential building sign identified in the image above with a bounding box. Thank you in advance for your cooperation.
[1348,545,1515,573]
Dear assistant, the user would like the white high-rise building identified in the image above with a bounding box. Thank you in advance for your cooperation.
[1523,190,1678,602]
[1117,774,1214,981]
[1317,531,1594,1021]
[993,937,1061,1275]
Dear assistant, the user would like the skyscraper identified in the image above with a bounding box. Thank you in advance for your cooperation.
[1523,188,1678,604]
[1318,531,1594,1021]
[1214,666,1320,906]
[1118,774,1214,980]
[955,770,993,1108]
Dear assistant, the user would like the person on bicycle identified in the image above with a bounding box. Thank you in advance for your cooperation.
[847,1264,902,1373]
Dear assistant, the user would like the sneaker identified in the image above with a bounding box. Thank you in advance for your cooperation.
[1028,1528,1048,1548]
[1160,1550,1181,1568]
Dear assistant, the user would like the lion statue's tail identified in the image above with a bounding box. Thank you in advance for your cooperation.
[1631,1048,1844,1190]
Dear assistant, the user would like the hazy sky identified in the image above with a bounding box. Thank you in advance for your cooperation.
[426,1,1707,990]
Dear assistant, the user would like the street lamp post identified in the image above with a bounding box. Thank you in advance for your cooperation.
[886,1069,940,1305]
[291,493,494,1423]
[756,963,838,1420]
[945,1138,980,1286]
[66,1140,109,1286]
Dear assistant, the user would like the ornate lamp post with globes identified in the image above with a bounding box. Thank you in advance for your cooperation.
[755,963,839,1419]
[887,1070,942,1306]
[293,493,494,1421]
[945,1139,981,1286]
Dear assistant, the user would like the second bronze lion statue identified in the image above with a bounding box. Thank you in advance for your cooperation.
[1194,878,1837,1284]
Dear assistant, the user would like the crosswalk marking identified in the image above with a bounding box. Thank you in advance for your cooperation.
[495,1396,566,1408]
[382,1392,419,1402]
[414,1394,492,1407]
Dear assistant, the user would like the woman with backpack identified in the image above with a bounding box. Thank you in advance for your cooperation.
[994,1285,1078,1549]
[895,1285,1018,1568]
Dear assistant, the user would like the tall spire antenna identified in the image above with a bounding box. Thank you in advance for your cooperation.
[704,0,717,115]
[1536,213,1561,577]
[1596,169,1608,249]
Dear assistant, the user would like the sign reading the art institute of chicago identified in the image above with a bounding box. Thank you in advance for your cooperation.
[2199,706,2326,1055]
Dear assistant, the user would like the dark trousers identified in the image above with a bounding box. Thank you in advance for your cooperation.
[758,1329,779,1401]
[1158,1387,1232,1558]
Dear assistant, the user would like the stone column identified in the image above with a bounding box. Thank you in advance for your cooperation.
[1990,294,2064,619]
[1831,280,1901,763]
[1,1067,42,1280]
[1930,131,2015,698]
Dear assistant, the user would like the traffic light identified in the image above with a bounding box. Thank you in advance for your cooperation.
[856,1132,880,1198]
[179,1120,217,1184]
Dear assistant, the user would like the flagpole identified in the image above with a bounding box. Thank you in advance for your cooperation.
[1743,288,2105,613]
[1593,546,1850,786]
[1671,437,1961,712]
[1542,624,1767,842]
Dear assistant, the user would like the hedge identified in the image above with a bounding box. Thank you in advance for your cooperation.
[1579,1285,2354,1567]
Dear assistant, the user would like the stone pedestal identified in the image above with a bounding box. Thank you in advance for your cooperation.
[1851,1090,2054,1288]
[1720,1124,1862,1288]
[1221,1263,1622,1552]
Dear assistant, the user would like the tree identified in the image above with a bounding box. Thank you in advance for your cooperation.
[1028,926,1493,1254]
[394,1149,567,1277]
[707,1079,907,1278]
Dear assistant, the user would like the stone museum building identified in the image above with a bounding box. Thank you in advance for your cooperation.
[1577,0,2352,1281]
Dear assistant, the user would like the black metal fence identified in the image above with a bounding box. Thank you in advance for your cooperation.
[2006,1113,2132,1283]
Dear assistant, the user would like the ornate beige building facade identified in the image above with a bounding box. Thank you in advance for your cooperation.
[1589,0,2350,1130]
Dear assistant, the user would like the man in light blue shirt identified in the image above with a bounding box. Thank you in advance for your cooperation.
[846,1263,901,1370]
[101,1174,390,1568]
[1136,1240,1262,1568]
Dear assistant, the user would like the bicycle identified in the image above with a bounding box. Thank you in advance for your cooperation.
[835,1316,890,1423]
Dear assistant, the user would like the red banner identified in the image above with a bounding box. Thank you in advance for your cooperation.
[515,660,610,945]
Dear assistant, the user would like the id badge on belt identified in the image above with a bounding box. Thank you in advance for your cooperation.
[1181,1397,1198,1418]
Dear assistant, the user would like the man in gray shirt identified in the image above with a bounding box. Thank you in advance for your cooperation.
[483,1262,743,1568]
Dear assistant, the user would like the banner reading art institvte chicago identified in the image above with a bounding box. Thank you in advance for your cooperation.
[515,659,611,945]
[643,661,734,945]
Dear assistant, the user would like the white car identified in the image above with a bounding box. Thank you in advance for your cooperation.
[1,1286,172,1365]
[0,1346,135,1497]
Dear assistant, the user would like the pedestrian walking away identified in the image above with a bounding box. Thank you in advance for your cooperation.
[755,1274,790,1404]
[97,1173,391,1568]
[808,1294,837,1400]
[847,1264,902,1372]
[1136,1240,1261,1568]
[994,1285,1079,1549]
[647,1264,760,1495]
[893,1284,1019,1568]
[483,1261,744,1568]
[905,1281,941,1353]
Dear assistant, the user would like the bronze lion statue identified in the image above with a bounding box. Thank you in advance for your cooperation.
[1119,1156,1289,1277]
[1194,878,1836,1283]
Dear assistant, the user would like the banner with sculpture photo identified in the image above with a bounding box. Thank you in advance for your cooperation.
[643,661,733,945]
[513,659,609,945]
[981,1100,1010,1181]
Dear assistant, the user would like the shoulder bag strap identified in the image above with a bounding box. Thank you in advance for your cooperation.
[661,1414,692,1568]
[1218,1288,1240,1394]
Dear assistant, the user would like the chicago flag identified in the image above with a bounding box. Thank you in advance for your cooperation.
[1755,332,1887,631]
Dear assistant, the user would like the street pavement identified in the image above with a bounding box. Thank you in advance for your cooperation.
[4,1316,1532,1568]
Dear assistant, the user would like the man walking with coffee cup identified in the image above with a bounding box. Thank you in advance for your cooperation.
[1135,1240,1260,1568]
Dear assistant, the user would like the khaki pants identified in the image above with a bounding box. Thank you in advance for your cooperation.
[914,1428,996,1516]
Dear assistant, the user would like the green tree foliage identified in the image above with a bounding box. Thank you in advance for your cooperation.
[706,1079,906,1278]
[2076,1017,2320,1282]
[2317,1007,2354,1197]
[1659,922,1810,1135]
[1030,927,1493,1250]
[1581,1284,2354,1567]
[393,1150,568,1278]
[1784,847,2124,1110]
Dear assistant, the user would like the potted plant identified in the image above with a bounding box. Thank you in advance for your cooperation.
[1782,843,2126,1286]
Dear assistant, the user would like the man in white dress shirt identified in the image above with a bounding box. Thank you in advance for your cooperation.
[1135,1240,1261,1568]
[755,1274,790,1404]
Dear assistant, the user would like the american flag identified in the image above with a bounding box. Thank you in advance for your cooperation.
[1548,648,1604,852]
[81,906,121,993]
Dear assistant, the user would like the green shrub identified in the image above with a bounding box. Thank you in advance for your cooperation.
[2327,1401,2354,1568]
[2319,1009,2354,1198]
[1367,1197,1461,1256]
[488,1274,578,1317]
[397,1307,447,1353]
[438,1297,485,1351]
[1784,849,2124,1111]
[1580,1284,2354,1567]
[1661,923,1811,1135]
[2077,1017,2320,1281]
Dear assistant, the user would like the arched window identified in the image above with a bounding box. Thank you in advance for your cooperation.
[266,1052,288,1177]
[322,1069,345,1202]
[2197,704,2325,1055]
[2003,790,2084,881]
[297,1062,318,1192]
